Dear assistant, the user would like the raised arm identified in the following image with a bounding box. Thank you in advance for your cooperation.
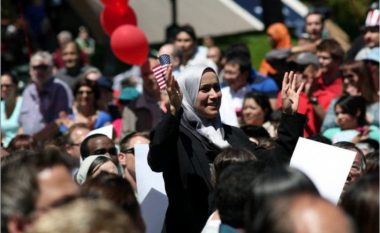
[274,71,306,163]
[281,71,304,114]
[166,65,183,116]
[148,64,182,172]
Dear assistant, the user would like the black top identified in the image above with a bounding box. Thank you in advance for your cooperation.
[148,110,306,233]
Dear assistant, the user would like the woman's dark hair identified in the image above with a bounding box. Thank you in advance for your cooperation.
[240,125,274,149]
[175,24,197,42]
[246,166,320,232]
[340,174,379,233]
[7,134,37,152]
[81,172,145,232]
[335,95,367,126]
[73,78,101,103]
[86,156,117,178]
[364,150,379,175]
[2,72,18,85]
[243,92,273,123]
[340,60,376,103]
[212,148,257,186]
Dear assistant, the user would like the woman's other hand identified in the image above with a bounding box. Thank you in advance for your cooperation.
[281,71,304,115]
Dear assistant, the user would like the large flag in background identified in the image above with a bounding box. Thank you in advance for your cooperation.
[152,54,171,90]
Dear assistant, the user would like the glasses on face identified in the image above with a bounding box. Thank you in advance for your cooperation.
[1,84,13,88]
[92,147,118,156]
[69,142,81,147]
[343,73,357,83]
[78,90,93,95]
[122,147,135,155]
[32,64,49,71]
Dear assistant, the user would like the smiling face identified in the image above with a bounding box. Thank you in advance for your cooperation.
[62,42,80,69]
[1,74,16,100]
[316,51,339,75]
[76,85,94,106]
[242,98,265,126]
[87,136,118,164]
[194,71,221,119]
[30,59,53,87]
[342,71,360,96]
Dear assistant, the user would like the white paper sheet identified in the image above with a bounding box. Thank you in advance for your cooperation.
[135,144,168,233]
[290,137,356,204]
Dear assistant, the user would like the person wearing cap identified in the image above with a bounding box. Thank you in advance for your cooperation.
[112,87,140,140]
[356,46,380,96]
[351,3,380,59]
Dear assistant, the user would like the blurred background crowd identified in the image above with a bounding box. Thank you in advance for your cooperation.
[1,0,379,233]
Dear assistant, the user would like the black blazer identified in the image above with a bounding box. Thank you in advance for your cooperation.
[148,111,306,233]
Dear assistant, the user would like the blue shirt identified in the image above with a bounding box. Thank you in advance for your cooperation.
[19,77,73,135]
[249,69,279,97]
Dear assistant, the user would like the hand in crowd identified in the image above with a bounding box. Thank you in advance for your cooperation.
[281,71,304,115]
[165,64,183,115]
[352,126,371,144]
[55,111,74,129]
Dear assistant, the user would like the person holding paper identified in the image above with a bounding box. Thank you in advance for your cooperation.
[148,64,306,233]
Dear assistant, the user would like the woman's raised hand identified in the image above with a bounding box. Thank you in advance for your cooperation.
[281,71,304,115]
[166,64,182,115]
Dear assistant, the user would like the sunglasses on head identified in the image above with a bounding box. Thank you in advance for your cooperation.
[92,147,118,156]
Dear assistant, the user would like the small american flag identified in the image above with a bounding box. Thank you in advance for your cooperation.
[152,54,171,90]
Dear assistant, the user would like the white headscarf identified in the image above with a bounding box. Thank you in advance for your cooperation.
[75,155,111,185]
[177,64,230,148]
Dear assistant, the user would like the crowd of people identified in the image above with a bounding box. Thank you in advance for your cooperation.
[1,2,379,233]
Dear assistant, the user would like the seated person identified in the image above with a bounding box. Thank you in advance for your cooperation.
[323,96,379,143]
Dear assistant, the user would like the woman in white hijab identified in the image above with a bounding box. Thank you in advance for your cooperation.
[148,64,306,233]
[75,155,120,185]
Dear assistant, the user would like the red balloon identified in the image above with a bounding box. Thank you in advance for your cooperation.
[111,25,149,65]
[100,5,137,35]
[101,0,128,7]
